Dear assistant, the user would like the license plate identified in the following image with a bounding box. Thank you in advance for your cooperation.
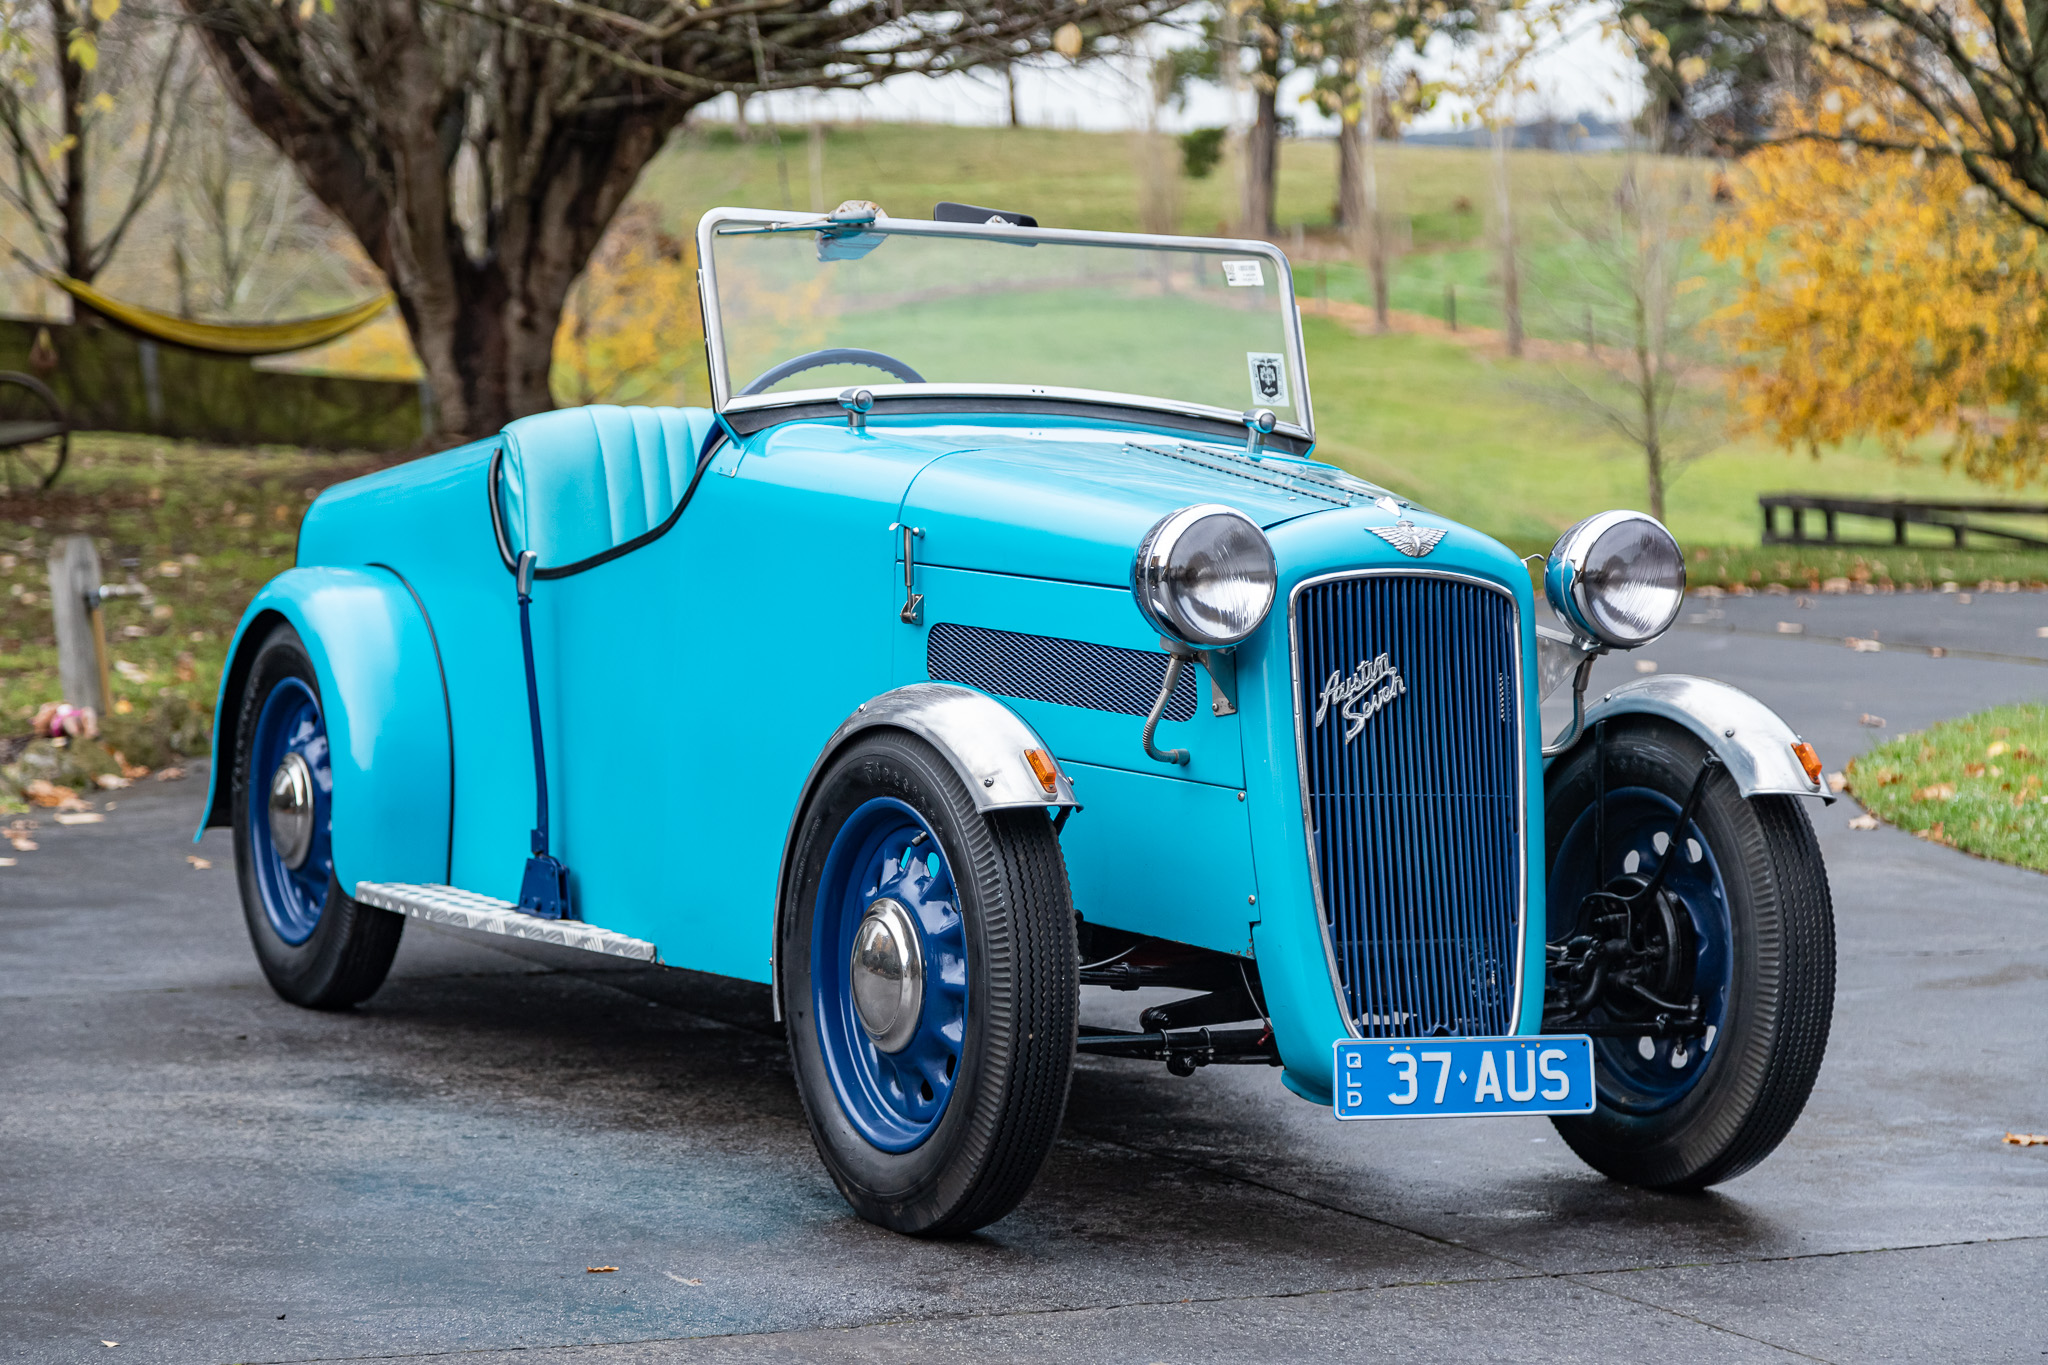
[1333,1036,1596,1120]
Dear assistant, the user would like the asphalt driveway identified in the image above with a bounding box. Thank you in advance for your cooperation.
[3,591,2045,1363]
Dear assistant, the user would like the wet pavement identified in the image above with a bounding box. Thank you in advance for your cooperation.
[4,594,2046,1363]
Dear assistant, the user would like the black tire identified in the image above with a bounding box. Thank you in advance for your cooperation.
[231,623,403,1009]
[781,730,1077,1236]
[1546,716,1834,1190]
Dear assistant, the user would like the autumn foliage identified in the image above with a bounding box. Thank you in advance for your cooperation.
[1711,88,2048,484]
[552,204,706,409]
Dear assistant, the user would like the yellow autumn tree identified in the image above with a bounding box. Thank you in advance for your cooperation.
[1710,87,2048,484]
[552,203,708,409]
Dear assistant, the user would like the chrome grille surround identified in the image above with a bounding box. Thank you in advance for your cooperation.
[1288,569,1529,1039]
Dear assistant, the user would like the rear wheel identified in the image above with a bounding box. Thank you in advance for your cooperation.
[1545,717,1834,1190]
[781,730,1076,1236]
[0,371,68,493]
[231,623,402,1008]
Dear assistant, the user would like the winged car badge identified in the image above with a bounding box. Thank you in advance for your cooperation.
[1370,519,1446,558]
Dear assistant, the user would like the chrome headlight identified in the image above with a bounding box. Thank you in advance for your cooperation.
[1546,510,1686,649]
[1132,504,1277,648]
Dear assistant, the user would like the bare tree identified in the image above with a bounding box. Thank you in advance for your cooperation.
[176,0,1181,437]
[0,0,194,283]
[1447,0,1567,358]
[1541,134,1719,523]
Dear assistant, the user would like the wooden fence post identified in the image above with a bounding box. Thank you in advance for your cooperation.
[48,535,108,716]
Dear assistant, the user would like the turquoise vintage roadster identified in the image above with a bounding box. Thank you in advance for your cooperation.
[204,202,1836,1236]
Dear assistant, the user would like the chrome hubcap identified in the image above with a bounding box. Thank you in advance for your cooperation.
[268,751,315,870]
[850,897,924,1053]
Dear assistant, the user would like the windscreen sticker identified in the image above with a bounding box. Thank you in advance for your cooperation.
[1247,351,1291,408]
[1221,259,1266,287]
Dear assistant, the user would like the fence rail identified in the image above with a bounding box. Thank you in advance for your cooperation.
[1759,494,2048,550]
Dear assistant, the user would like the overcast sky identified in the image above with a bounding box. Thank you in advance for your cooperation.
[724,6,1640,137]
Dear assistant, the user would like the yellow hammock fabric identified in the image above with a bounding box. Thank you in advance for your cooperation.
[50,276,395,357]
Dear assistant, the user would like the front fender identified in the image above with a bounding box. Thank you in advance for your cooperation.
[1572,674,1832,802]
[199,567,453,888]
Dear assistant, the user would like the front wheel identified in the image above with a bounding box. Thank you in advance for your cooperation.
[781,730,1077,1236]
[1544,716,1834,1190]
[230,623,403,1009]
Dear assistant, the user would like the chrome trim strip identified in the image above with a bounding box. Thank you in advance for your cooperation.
[694,207,1314,442]
[1286,568,1531,1040]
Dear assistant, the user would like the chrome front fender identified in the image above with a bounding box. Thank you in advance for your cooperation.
[771,683,1077,1019]
[800,683,1079,815]
[1572,674,1833,803]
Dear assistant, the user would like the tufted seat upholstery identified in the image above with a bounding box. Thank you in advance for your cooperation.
[497,405,719,567]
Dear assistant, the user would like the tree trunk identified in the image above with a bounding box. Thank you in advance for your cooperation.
[1364,74,1387,331]
[1242,85,1279,237]
[51,0,92,282]
[1336,108,1363,232]
[187,4,686,437]
[1491,122,1522,358]
[1006,63,1021,128]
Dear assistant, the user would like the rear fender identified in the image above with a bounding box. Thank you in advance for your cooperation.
[1569,674,1832,802]
[199,567,453,887]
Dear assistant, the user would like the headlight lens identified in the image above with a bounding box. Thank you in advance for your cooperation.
[1132,504,1277,648]
[1547,510,1685,648]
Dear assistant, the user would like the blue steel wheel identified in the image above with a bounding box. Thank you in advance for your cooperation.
[812,797,970,1151]
[1544,716,1835,1191]
[246,675,333,945]
[782,730,1076,1237]
[230,624,402,1009]
[1548,785,1733,1114]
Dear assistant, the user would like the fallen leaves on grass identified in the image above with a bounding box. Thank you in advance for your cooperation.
[2006,1132,2048,1146]
[1916,783,1958,801]
[1916,822,1955,845]
[186,855,211,869]
[1848,813,1880,830]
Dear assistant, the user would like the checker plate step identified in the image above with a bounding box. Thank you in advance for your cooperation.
[354,882,660,963]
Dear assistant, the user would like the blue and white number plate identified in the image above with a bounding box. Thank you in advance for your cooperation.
[1333,1036,1596,1120]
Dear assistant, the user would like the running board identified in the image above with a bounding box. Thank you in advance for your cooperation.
[354,882,660,963]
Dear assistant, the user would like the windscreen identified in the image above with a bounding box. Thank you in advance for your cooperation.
[706,219,1302,423]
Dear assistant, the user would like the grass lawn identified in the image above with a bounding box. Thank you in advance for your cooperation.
[0,436,396,788]
[1847,704,2048,872]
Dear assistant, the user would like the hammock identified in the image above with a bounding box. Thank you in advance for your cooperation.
[47,275,395,357]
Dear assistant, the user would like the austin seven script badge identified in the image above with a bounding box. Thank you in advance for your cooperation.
[1370,519,1445,558]
[1314,654,1406,743]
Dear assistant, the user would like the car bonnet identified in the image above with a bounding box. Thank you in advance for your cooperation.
[899,431,1388,588]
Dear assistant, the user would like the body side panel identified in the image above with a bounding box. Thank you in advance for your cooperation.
[896,564,1244,789]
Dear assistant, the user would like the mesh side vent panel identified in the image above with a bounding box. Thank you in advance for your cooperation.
[928,622,1198,722]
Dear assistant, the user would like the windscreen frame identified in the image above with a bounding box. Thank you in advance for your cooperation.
[695,206,1316,445]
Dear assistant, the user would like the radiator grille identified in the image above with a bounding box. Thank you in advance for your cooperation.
[928,622,1198,721]
[1295,574,1522,1037]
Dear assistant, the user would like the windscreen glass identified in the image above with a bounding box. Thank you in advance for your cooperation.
[707,220,1301,420]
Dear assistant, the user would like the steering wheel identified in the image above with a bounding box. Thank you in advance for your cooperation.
[737,347,924,396]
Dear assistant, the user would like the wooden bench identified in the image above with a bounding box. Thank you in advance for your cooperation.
[1759,494,2048,550]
